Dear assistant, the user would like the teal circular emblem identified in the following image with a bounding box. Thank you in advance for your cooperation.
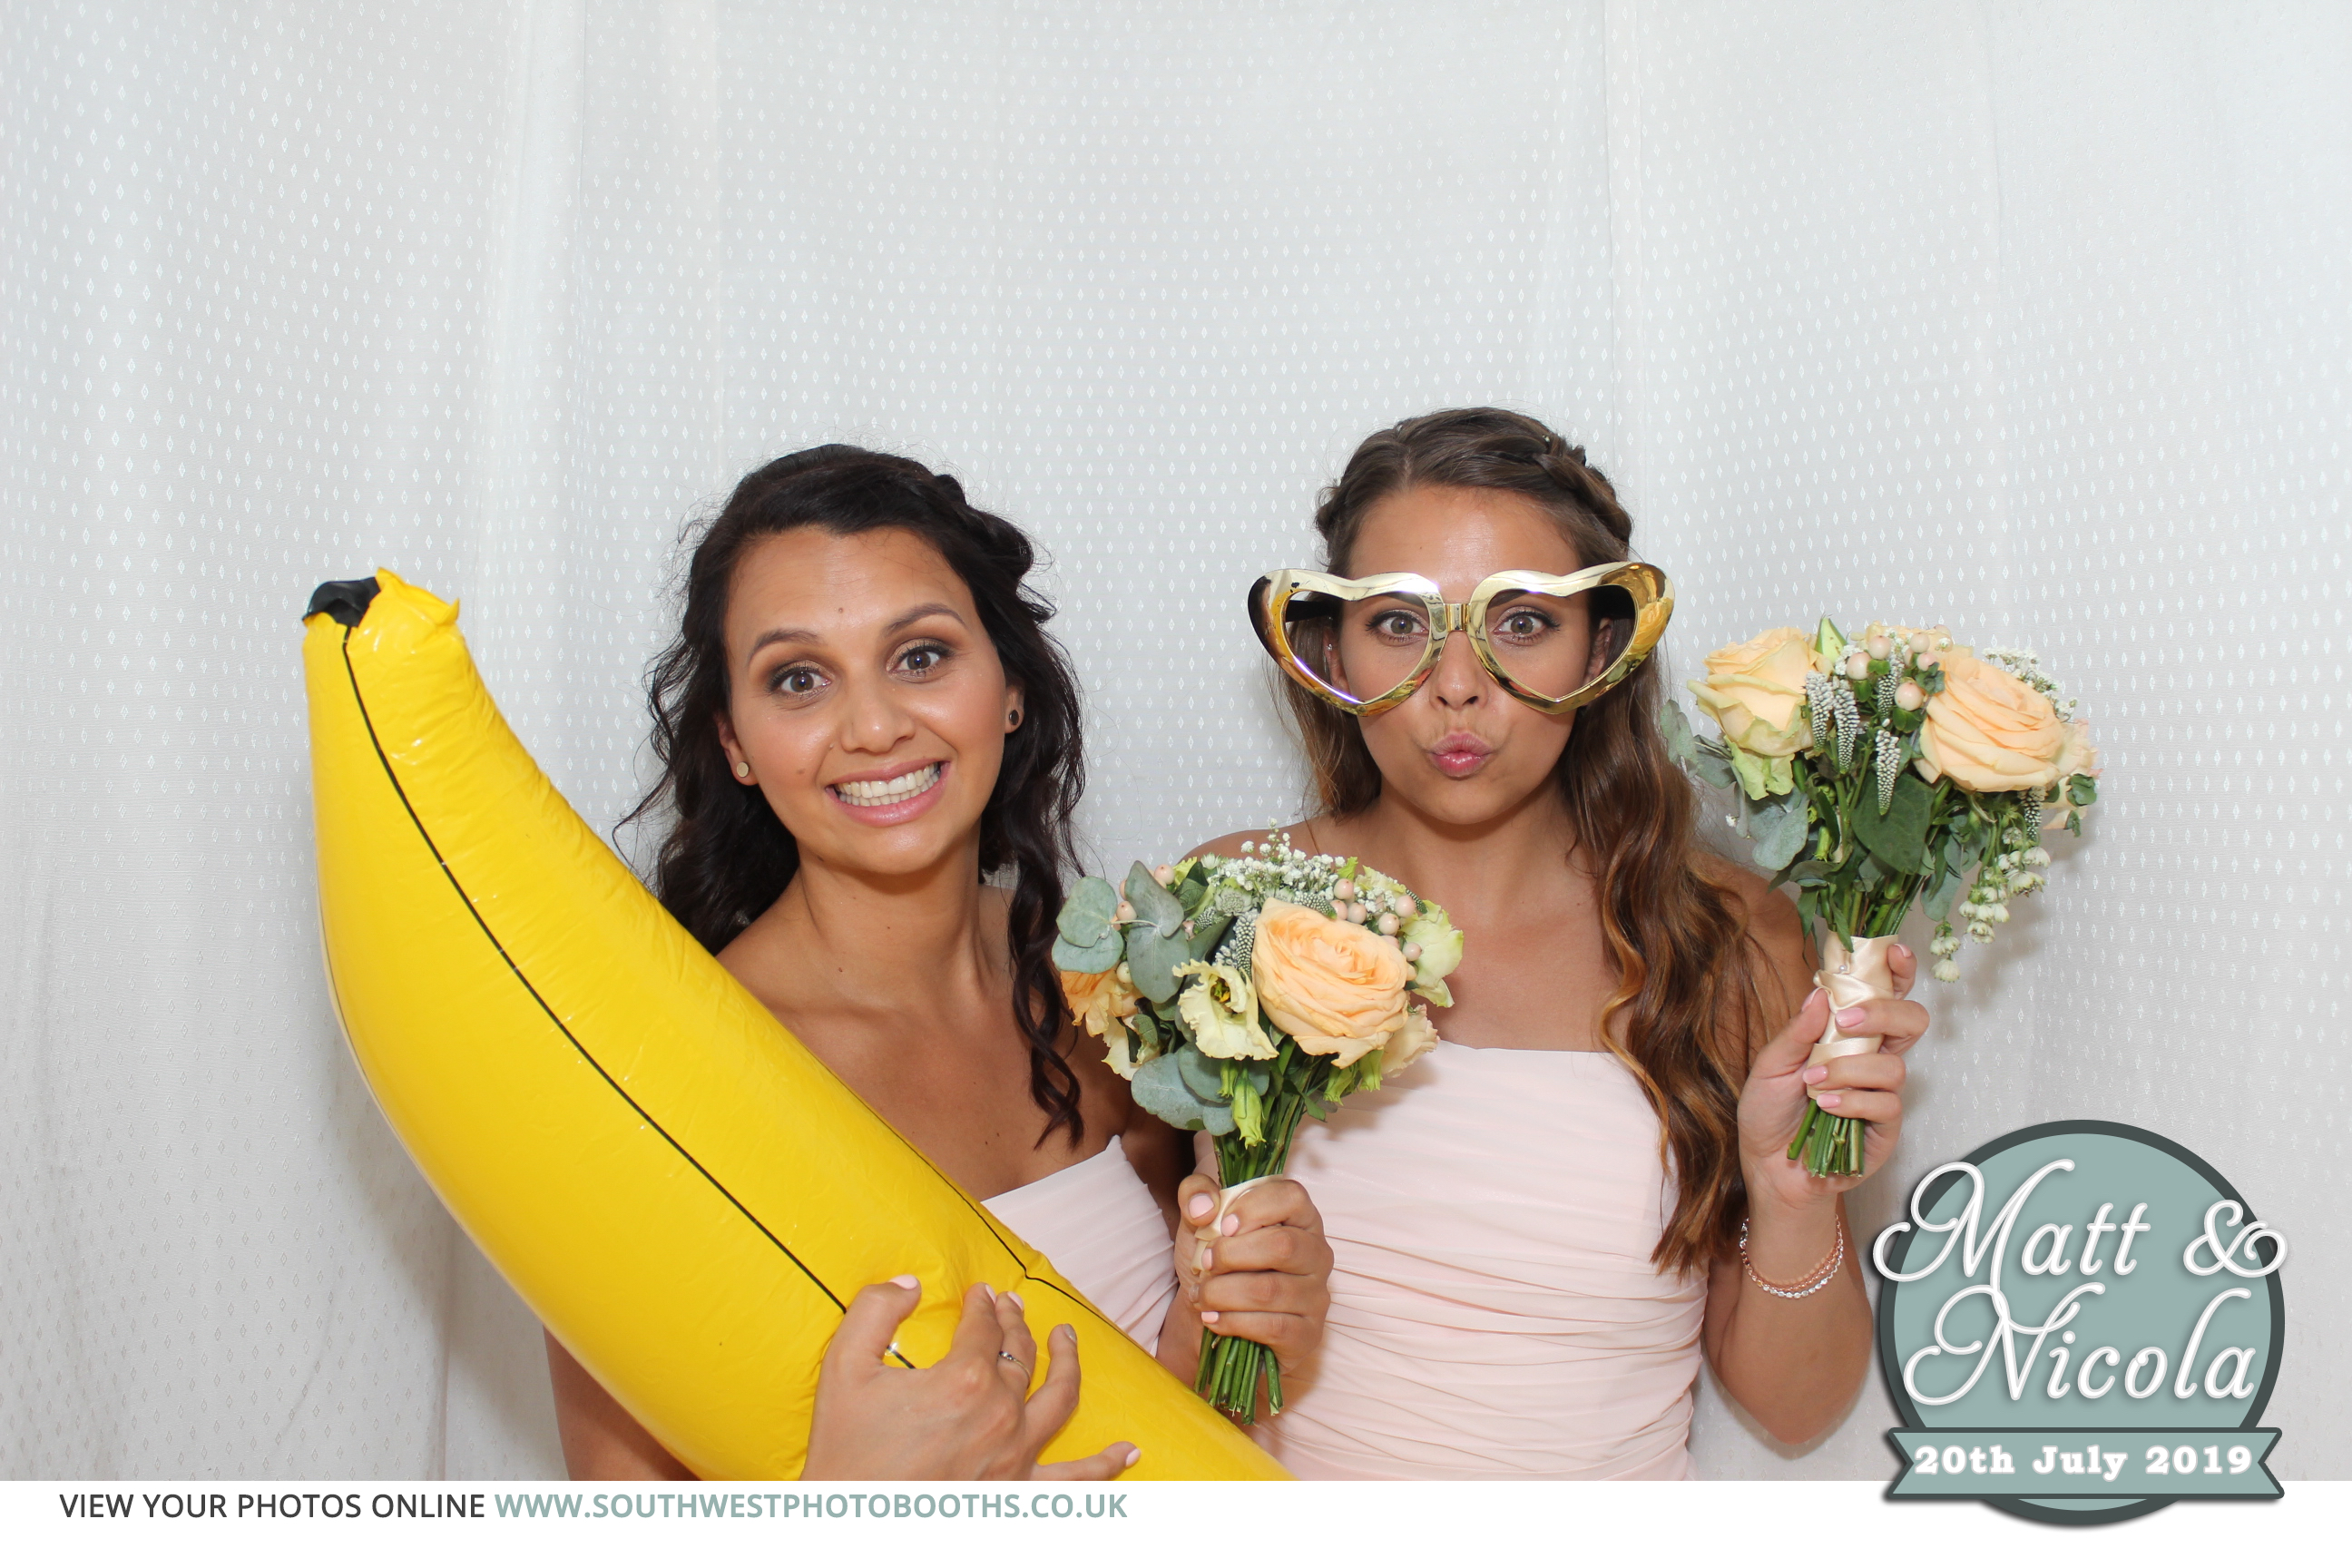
[1874,1121,2284,1524]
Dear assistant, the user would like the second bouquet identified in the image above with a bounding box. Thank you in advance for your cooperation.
[1668,619,2101,1179]
[1055,832,1461,1423]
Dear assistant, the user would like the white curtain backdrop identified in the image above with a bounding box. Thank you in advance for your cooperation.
[4,0,2346,1478]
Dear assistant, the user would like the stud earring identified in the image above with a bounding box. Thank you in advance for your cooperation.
[1006,709,1022,730]
[734,760,751,779]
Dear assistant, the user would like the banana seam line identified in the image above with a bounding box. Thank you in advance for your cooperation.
[331,622,1108,1369]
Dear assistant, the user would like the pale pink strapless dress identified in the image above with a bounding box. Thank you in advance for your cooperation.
[982,1134,1177,1354]
[1260,1041,1706,1480]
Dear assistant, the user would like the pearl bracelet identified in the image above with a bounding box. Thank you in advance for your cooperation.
[1739,1216,1846,1298]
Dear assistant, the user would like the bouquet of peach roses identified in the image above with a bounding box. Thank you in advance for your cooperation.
[1666,619,2100,1177]
[1057,832,1460,1421]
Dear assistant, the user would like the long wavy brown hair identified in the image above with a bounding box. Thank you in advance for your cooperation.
[1291,407,1769,1272]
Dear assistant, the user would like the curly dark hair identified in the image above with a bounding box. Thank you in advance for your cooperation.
[623,445,1089,1145]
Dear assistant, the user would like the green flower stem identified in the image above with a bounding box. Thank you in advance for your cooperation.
[1192,1054,1321,1423]
[1788,1099,1867,1178]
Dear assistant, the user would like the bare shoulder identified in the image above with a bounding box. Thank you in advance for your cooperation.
[1184,818,1331,863]
[1700,852,1811,1011]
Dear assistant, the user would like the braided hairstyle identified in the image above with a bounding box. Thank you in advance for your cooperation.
[625,445,1090,1145]
[1292,407,1768,1272]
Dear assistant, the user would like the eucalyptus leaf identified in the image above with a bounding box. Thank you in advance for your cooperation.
[1784,858,1831,887]
[1175,1044,1226,1102]
[1123,861,1186,936]
[1129,1052,1189,1113]
[1131,1053,1235,1135]
[1752,798,1810,870]
[1125,926,1190,1004]
[1660,700,1698,766]
[1055,876,1122,945]
[1130,1009,1161,1051]
[1689,744,1736,791]
[1051,929,1123,974]
[1734,783,1766,838]
[2069,775,2098,807]
[1664,702,1740,788]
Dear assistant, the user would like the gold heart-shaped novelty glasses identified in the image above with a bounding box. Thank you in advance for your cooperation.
[1250,562,1673,717]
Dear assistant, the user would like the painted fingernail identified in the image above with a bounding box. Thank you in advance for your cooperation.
[1807,987,1827,1007]
[1122,1446,1142,1469]
[889,1274,919,1290]
[1802,1065,1828,1084]
[1894,944,1912,960]
[1835,1006,1866,1027]
[1817,1093,1843,1110]
[1004,1291,1025,1310]
[1200,1249,1213,1271]
[1198,1310,1220,1324]
[1053,1324,1074,1345]
[981,1282,997,1301]
[1186,1192,1213,1220]
[1220,1213,1240,1237]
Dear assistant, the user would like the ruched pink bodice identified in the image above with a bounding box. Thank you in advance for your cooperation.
[1260,1042,1706,1480]
[981,1134,1177,1354]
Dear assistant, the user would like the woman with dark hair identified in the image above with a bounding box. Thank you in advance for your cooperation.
[1194,408,1928,1479]
[549,445,1329,1480]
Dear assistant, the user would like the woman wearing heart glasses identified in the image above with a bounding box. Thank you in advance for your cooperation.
[1191,407,1932,1479]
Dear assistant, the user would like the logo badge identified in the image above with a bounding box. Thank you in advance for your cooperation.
[1875,1120,2285,1524]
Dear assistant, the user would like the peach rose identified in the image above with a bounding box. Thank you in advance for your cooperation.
[1250,899,1412,1068]
[1061,964,1142,1072]
[1687,626,1819,759]
[1915,651,2068,793]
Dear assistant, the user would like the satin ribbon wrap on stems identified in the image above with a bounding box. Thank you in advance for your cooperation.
[1788,932,1898,1177]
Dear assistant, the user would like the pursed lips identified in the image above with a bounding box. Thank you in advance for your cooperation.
[1428,733,1494,778]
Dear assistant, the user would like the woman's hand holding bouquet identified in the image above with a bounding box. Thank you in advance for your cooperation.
[1056,833,1460,1420]
[1737,968,1927,1218]
[1168,1159,1328,1403]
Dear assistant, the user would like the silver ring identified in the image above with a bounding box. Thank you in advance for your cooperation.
[998,1351,1029,1377]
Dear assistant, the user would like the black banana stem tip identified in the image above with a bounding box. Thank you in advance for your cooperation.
[306,575,381,627]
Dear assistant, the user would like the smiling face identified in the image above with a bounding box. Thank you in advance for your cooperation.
[1336,485,1608,827]
[713,525,1018,881]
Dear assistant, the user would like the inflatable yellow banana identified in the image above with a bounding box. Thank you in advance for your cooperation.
[303,570,1288,1481]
